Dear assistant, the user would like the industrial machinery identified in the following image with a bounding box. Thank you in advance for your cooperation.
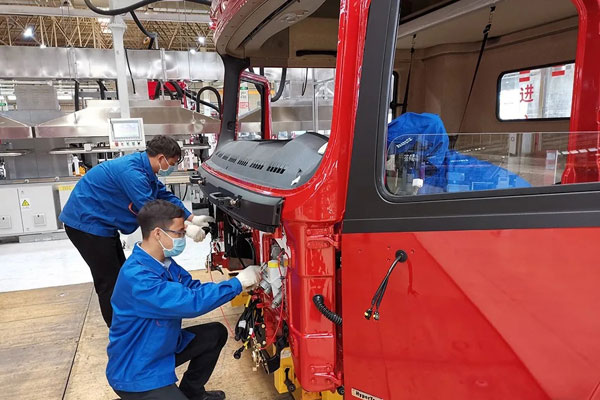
[194,0,600,399]
[0,82,218,240]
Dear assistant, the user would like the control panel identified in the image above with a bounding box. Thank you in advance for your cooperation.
[109,118,146,151]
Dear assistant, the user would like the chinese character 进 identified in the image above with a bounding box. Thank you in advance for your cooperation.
[520,84,534,103]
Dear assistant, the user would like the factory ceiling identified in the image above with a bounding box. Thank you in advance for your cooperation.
[0,0,214,51]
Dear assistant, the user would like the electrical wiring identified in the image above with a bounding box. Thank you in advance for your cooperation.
[207,255,236,337]
[365,251,409,320]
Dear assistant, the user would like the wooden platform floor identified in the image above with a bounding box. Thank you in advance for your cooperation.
[0,270,287,400]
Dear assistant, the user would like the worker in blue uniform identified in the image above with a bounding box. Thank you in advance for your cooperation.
[386,112,530,194]
[107,199,261,400]
[60,135,212,327]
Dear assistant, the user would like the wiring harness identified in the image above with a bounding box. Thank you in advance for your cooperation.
[365,250,409,321]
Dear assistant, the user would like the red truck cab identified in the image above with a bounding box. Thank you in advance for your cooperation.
[195,1,600,399]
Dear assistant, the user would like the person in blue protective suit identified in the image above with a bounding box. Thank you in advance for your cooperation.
[60,135,212,327]
[107,199,261,400]
[386,112,530,194]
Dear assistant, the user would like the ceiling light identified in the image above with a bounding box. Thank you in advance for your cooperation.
[189,48,197,54]
[198,36,206,45]
[23,27,34,38]
[97,17,111,24]
[40,43,46,49]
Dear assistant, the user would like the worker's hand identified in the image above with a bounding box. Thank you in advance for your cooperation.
[184,221,207,242]
[235,265,262,291]
[190,215,215,227]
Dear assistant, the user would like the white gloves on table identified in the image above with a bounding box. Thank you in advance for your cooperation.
[190,215,215,227]
[185,221,207,242]
[235,265,262,291]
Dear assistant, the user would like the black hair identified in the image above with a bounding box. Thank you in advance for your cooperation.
[146,135,182,161]
[137,199,185,239]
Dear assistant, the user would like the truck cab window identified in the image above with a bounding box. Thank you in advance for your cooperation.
[237,80,263,141]
[383,1,594,197]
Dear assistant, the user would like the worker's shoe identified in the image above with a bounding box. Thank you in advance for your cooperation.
[194,390,226,400]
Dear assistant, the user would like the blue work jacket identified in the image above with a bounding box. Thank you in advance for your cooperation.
[106,244,242,392]
[59,151,191,237]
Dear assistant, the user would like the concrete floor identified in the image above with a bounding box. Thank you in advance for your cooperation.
[0,269,289,400]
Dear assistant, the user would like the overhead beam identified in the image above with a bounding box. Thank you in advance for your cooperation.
[0,5,211,24]
[397,0,504,38]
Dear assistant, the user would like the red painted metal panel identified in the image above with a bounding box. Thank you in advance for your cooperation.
[342,229,600,399]
[204,0,371,392]
[562,0,600,183]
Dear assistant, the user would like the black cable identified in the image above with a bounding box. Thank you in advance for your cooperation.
[313,295,342,326]
[198,87,222,111]
[162,84,175,100]
[97,80,107,100]
[458,5,496,134]
[245,237,256,263]
[234,234,247,269]
[73,80,80,111]
[195,86,222,117]
[301,67,308,96]
[271,68,287,102]
[186,89,218,114]
[83,0,211,16]
[124,49,136,94]
[168,80,185,100]
[365,251,408,321]
[130,11,157,49]
[153,80,163,99]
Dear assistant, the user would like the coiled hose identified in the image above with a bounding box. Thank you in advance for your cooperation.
[313,294,342,326]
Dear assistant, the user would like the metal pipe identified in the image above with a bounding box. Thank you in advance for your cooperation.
[397,0,504,39]
[109,14,130,118]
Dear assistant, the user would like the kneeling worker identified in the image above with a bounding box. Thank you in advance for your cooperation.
[60,135,211,327]
[107,200,261,400]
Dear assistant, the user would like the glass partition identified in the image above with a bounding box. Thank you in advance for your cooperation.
[385,129,600,196]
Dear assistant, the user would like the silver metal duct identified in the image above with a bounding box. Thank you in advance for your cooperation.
[0,115,33,139]
[35,100,221,139]
[239,103,333,133]
[0,47,224,81]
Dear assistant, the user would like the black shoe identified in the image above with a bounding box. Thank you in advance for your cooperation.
[194,390,226,400]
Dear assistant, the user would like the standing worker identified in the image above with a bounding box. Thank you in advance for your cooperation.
[107,200,262,400]
[60,135,211,327]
